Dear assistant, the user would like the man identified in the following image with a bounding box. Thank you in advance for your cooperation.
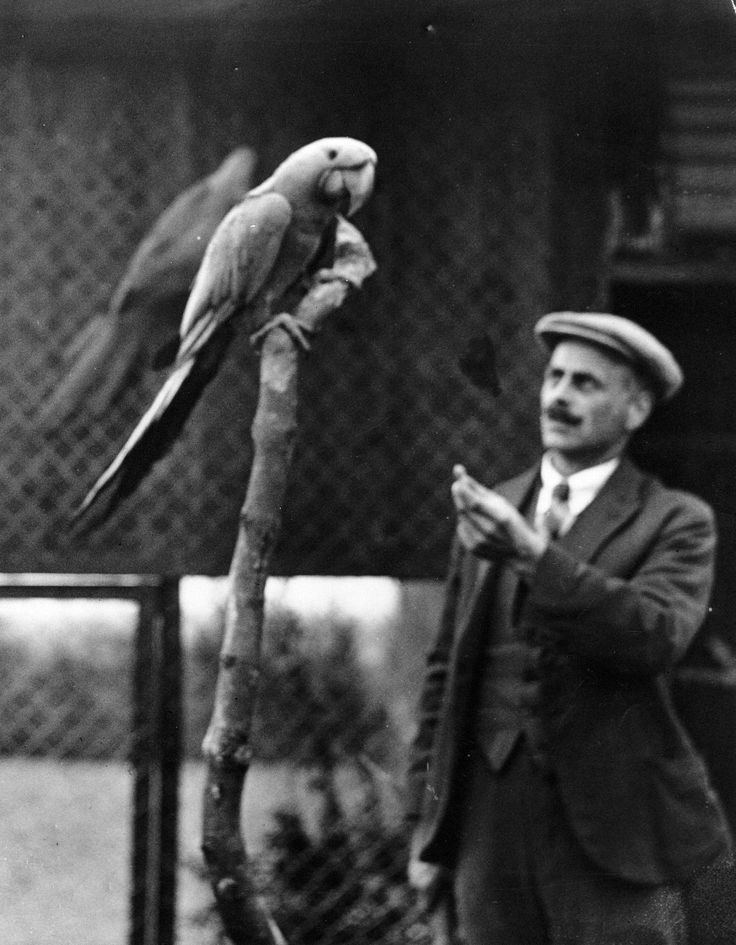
[406,312,732,945]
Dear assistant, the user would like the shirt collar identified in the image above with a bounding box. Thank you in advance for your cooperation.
[538,453,620,520]
[540,453,620,493]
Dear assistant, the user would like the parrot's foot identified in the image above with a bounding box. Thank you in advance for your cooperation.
[250,313,312,351]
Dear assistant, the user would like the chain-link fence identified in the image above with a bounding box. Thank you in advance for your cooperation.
[0,26,569,580]
[0,576,439,945]
[0,600,135,759]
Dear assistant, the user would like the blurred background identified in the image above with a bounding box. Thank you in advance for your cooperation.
[2,0,736,942]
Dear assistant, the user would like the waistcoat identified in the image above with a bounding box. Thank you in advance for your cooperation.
[473,483,546,770]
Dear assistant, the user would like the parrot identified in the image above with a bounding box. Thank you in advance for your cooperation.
[72,137,377,527]
[39,146,258,427]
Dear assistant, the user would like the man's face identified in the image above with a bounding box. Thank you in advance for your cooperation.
[539,340,652,472]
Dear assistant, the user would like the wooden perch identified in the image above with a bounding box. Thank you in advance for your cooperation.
[201,217,376,945]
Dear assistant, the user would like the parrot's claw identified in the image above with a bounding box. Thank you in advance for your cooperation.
[315,267,355,288]
[250,313,313,351]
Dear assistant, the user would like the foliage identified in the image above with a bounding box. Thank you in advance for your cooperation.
[187,607,394,764]
[251,614,390,766]
[0,635,131,759]
[260,768,430,945]
[0,604,392,764]
[187,612,428,944]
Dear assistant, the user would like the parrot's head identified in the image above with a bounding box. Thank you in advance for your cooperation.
[270,137,377,217]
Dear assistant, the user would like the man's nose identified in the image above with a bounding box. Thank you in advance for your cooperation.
[545,376,571,402]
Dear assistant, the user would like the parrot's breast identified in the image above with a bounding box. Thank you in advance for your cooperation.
[264,217,327,303]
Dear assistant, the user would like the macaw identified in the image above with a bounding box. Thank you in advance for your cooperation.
[40,147,257,426]
[73,137,377,526]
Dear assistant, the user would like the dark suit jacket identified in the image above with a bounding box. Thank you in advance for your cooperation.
[407,457,732,885]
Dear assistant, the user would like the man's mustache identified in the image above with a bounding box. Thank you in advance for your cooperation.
[544,405,580,425]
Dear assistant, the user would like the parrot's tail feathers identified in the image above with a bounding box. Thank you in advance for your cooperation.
[87,337,143,414]
[68,476,127,537]
[39,316,140,430]
[71,360,195,526]
[71,322,236,530]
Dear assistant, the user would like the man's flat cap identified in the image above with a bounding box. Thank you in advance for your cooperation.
[534,311,683,401]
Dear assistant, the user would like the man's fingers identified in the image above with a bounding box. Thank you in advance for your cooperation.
[452,465,542,567]
[457,516,491,554]
[457,513,507,557]
[451,480,467,509]
[452,474,494,509]
[474,489,514,520]
[454,485,515,528]
[456,514,483,547]
[452,465,486,498]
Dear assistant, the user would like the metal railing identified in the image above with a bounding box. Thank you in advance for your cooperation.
[0,573,181,945]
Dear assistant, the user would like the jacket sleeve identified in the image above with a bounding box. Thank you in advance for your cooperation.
[525,495,716,676]
[405,535,464,823]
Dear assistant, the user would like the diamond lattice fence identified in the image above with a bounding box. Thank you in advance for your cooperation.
[0,40,555,581]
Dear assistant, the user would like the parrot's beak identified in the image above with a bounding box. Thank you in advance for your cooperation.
[319,157,376,216]
[344,160,376,216]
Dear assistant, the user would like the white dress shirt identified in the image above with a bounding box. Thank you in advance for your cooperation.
[534,453,620,537]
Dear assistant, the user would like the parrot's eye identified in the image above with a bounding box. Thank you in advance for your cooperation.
[327,148,338,160]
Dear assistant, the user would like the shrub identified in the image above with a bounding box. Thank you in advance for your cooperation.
[260,767,430,945]
[0,635,131,759]
[188,612,430,944]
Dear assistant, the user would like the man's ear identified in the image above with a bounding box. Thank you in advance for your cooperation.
[625,387,654,433]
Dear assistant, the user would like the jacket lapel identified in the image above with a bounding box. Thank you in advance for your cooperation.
[457,465,540,628]
[558,456,644,563]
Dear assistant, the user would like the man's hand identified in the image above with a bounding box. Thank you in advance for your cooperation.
[451,465,548,574]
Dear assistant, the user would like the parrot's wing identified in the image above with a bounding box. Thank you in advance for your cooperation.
[38,314,141,428]
[110,148,257,317]
[72,321,236,528]
[39,150,258,429]
[175,191,293,363]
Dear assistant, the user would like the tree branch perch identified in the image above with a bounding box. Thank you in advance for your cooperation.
[201,217,376,944]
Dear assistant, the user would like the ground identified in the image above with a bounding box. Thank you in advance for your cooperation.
[0,757,297,945]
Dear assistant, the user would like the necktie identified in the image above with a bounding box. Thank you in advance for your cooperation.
[543,480,570,539]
